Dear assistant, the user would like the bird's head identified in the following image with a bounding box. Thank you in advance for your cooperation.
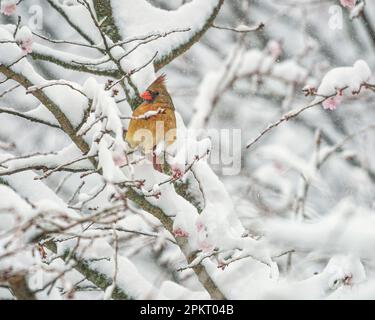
[140,74,174,109]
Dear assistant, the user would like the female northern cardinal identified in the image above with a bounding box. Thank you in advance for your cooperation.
[125,74,176,171]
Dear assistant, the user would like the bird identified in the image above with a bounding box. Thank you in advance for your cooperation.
[125,74,177,172]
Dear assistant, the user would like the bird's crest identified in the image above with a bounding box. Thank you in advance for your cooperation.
[153,74,167,86]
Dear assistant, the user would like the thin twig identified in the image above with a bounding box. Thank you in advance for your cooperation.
[246,97,327,149]
[212,22,264,33]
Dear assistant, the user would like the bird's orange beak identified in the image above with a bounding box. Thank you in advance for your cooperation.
[140,90,153,101]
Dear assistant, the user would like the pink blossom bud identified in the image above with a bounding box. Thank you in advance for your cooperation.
[198,239,214,253]
[172,167,184,180]
[1,1,16,16]
[267,40,282,60]
[173,228,189,238]
[322,95,343,111]
[340,0,356,9]
[196,221,205,232]
[16,26,34,55]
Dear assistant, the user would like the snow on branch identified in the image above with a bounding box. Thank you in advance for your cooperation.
[0,105,60,128]
[190,42,309,131]
[92,0,122,43]
[265,200,375,259]
[46,0,101,45]
[246,60,374,149]
[0,28,231,296]
[31,43,119,77]
[0,170,187,300]
[111,0,224,87]
[3,0,374,301]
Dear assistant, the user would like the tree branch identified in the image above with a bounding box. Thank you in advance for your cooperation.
[246,98,327,149]
[46,0,95,45]
[0,66,92,160]
[31,50,120,78]
[0,106,60,129]
[125,188,226,300]
[93,0,122,43]
[0,64,225,299]
[7,274,36,300]
[44,241,130,300]
[154,0,225,71]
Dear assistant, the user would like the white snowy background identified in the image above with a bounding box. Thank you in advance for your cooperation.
[0,0,375,300]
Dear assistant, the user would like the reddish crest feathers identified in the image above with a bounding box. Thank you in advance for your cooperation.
[141,74,168,101]
[153,74,167,86]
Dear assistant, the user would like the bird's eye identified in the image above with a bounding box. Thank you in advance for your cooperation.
[154,91,159,97]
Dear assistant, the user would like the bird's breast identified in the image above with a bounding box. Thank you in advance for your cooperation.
[125,103,176,152]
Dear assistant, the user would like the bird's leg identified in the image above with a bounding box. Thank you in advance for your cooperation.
[152,146,163,172]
